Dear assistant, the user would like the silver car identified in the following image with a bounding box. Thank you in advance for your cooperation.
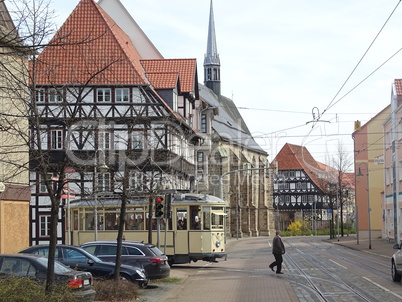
[392,243,402,281]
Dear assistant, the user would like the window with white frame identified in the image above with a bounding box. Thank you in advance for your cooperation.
[99,132,111,150]
[97,88,111,102]
[115,88,129,102]
[197,152,205,181]
[36,89,45,103]
[201,114,207,133]
[97,173,110,192]
[51,130,63,149]
[49,88,63,103]
[132,132,143,150]
[129,172,143,192]
[39,215,51,237]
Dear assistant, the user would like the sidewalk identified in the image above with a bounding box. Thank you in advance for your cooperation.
[324,235,396,259]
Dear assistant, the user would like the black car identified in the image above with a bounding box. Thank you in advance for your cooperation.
[0,254,96,301]
[19,245,149,288]
[80,241,170,280]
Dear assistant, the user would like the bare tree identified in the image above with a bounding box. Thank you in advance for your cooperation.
[327,143,353,237]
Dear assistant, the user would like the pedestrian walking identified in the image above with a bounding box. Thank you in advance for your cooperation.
[269,230,285,274]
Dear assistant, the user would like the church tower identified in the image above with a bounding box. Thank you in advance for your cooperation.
[204,0,221,96]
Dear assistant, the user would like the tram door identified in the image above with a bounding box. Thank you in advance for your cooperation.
[175,208,188,254]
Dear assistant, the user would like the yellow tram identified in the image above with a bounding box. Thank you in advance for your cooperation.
[68,193,228,265]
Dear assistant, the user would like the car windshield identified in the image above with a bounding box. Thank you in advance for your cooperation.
[36,257,73,273]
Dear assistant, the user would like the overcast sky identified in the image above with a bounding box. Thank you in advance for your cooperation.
[42,0,402,167]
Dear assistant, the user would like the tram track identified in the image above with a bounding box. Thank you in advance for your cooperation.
[285,239,385,302]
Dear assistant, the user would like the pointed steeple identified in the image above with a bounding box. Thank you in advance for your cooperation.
[204,0,221,96]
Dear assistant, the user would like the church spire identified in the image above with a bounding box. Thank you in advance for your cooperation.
[204,0,221,96]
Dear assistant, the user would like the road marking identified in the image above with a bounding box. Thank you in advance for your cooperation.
[329,259,347,269]
[363,277,402,300]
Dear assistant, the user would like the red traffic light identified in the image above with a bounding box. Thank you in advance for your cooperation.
[156,196,163,203]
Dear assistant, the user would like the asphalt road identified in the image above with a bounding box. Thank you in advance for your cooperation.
[138,236,402,302]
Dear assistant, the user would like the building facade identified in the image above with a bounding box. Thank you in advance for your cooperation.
[354,106,389,240]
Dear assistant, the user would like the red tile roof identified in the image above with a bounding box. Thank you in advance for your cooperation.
[273,143,328,192]
[395,79,402,95]
[145,72,180,90]
[34,0,146,85]
[140,59,197,93]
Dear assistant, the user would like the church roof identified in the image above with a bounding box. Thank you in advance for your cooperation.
[204,0,220,66]
[200,84,267,155]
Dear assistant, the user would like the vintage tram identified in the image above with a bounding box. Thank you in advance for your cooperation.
[68,193,228,265]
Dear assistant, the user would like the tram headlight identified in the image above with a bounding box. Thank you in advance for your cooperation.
[215,241,221,248]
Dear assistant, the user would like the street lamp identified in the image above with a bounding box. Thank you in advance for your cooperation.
[357,162,371,249]
[94,150,109,241]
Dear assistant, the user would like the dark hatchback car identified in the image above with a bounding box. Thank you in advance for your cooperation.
[0,254,96,301]
[19,244,149,288]
[80,241,170,280]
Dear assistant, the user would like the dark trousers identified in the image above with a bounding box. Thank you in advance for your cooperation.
[269,253,283,273]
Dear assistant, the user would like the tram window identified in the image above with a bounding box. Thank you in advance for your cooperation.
[73,210,79,230]
[105,213,119,230]
[85,213,95,230]
[176,208,187,230]
[125,213,144,230]
[211,213,224,229]
[190,206,201,230]
[203,212,210,230]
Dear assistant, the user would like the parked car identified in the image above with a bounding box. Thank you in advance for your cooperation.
[80,241,170,280]
[392,243,402,281]
[0,253,96,301]
[19,245,149,288]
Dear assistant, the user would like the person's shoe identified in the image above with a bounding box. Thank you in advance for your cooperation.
[276,272,284,274]
[269,265,274,272]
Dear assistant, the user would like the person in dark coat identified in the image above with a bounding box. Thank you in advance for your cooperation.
[269,230,285,274]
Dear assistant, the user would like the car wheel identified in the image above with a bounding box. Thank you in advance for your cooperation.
[392,260,401,282]
[119,273,132,282]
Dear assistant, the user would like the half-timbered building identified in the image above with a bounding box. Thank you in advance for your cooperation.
[29,0,203,245]
[272,143,331,231]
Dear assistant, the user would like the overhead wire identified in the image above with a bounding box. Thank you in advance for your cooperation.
[301,0,402,151]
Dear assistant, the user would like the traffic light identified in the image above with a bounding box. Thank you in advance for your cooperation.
[155,196,164,217]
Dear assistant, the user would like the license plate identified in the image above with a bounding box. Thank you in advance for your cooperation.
[84,279,90,285]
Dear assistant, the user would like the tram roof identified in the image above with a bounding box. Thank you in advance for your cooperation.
[69,193,228,208]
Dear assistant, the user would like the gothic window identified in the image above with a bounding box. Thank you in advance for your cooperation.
[97,88,111,102]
